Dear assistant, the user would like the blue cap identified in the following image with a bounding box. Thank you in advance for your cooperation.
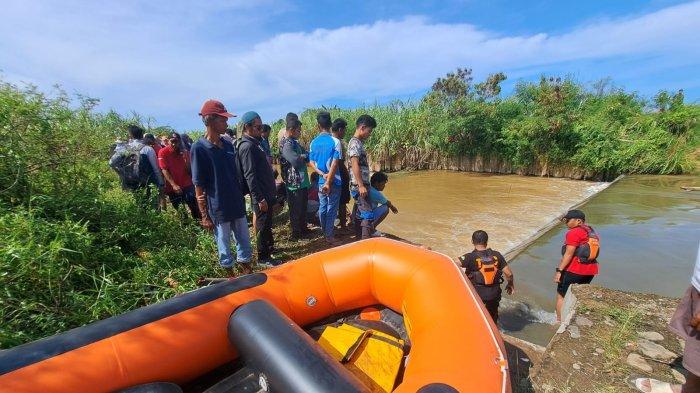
[241,111,260,125]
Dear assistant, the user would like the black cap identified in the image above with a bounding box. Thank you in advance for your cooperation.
[562,209,586,221]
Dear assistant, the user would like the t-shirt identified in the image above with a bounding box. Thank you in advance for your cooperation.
[309,131,342,187]
[158,145,192,194]
[369,187,388,209]
[347,136,370,191]
[191,137,247,223]
[459,248,508,301]
[563,225,599,276]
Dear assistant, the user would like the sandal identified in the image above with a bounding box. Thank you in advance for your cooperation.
[626,376,676,393]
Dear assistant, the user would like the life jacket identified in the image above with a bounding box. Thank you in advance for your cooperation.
[461,249,503,287]
[561,225,600,264]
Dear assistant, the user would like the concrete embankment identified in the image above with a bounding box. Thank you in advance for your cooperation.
[369,150,617,181]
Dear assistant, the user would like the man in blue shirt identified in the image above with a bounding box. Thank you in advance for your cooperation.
[309,111,343,246]
[191,99,253,275]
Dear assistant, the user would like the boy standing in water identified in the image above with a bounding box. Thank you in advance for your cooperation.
[458,230,515,324]
[553,209,600,322]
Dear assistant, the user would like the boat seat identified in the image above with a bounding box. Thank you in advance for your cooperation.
[228,299,369,393]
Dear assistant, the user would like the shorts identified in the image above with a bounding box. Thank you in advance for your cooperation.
[557,271,594,296]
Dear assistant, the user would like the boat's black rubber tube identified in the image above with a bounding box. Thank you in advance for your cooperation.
[228,299,368,393]
[0,273,267,376]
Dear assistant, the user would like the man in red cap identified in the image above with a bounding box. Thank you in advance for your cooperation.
[191,100,253,275]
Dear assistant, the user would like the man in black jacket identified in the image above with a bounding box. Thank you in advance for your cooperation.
[237,111,279,265]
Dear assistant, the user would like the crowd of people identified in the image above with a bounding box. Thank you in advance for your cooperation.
[109,99,398,274]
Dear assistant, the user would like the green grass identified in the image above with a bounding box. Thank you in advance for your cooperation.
[598,306,643,370]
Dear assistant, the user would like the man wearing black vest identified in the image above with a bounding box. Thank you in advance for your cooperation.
[458,230,515,324]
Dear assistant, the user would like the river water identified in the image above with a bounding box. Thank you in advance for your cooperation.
[379,171,607,257]
[378,172,700,346]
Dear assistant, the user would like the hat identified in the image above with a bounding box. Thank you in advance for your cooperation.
[241,111,260,125]
[199,100,236,118]
[562,209,586,221]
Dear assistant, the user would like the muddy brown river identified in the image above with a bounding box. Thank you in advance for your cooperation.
[376,172,700,346]
[378,171,607,257]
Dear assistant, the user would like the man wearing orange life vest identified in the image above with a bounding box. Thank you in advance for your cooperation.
[554,209,600,322]
[459,230,515,324]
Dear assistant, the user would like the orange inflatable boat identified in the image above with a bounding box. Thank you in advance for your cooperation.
[0,238,510,392]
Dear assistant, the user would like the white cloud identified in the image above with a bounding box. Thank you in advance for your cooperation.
[1,1,698,128]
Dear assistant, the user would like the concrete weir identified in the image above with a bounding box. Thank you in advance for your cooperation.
[503,174,624,261]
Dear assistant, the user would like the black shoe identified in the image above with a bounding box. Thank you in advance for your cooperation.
[259,258,283,267]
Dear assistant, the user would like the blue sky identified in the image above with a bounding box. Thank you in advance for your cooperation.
[1,0,698,130]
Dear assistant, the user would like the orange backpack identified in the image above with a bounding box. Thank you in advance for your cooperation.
[561,226,600,264]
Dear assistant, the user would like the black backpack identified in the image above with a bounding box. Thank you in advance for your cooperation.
[109,142,153,190]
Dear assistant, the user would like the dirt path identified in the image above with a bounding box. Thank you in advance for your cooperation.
[531,285,686,393]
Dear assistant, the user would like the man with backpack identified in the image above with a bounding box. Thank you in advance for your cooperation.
[236,111,279,266]
[554,209,600,322]
[109,125,164,209]
[458,230,515,325]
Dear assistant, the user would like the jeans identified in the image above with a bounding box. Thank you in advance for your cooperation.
[213,217,253,268]
[318,184,341,239]
[372,204,390,229]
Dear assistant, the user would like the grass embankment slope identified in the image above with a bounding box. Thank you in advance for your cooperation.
[1,70,698,348]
